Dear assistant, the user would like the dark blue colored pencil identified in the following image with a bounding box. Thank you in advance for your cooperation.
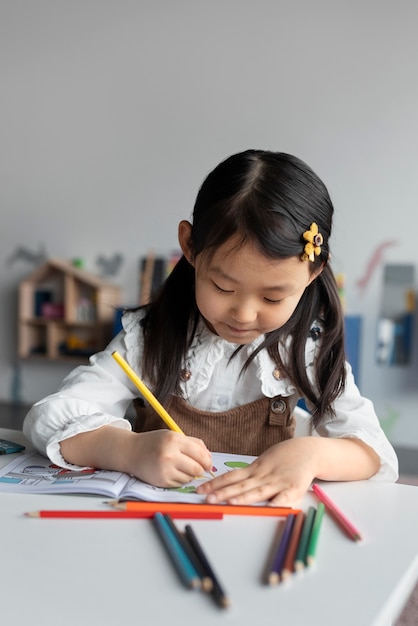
[184,524,230,608]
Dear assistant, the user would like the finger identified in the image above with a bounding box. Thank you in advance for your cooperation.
[179,437,212,469]
[155,466,201,489]
[190,436,212,455]
[205,478,275,505]
[174,452,215,482]
[268,486,302,507]
[197,466,251,494]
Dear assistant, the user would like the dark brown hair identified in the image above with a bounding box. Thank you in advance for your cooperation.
[139,150,346,427]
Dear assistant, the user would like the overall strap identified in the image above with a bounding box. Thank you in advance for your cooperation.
[132,393,298,456]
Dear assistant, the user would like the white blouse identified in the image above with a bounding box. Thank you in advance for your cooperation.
[23,310,399,481]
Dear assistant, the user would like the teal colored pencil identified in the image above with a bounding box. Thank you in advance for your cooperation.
[294,505,316,571]
[306,503,325,566]
[153,512,201,589]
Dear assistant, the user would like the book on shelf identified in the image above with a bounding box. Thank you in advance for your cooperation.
[139,250,181,305]
[0,449,256,504]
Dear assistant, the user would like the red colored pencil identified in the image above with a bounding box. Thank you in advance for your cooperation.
[312,483,362,541]
[24,510,223,520]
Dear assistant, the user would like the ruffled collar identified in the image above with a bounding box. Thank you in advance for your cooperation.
[121,309,319,398]
[181,318,298,398]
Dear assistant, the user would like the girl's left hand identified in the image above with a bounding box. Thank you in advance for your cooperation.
[196,438,319,506]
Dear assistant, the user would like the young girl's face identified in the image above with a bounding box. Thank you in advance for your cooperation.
[193,236,317,344]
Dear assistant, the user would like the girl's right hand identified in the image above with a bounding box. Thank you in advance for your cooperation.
[128,429,213,488]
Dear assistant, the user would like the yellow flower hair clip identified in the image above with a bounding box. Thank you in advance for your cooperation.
[301,222,323,262]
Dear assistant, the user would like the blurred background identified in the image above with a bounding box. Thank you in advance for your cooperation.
[1,0,417,449]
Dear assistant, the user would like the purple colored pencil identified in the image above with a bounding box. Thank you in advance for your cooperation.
[268,513,295,584]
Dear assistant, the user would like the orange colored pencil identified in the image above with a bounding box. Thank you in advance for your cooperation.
[109,501,300,517]
[24,510,223,520]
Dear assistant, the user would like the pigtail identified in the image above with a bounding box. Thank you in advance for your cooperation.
[271,264,346,426]
[309,265,346,426]
[141,257,198,403]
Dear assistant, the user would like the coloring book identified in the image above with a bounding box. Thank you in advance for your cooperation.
[0,450,256,503]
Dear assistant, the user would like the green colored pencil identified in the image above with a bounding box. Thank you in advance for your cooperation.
[294,505,316,571]
[306,503,325,566]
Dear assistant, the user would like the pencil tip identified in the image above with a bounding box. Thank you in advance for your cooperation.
[202,578,214,592]
[191,578,202,590]
[267,572,280,585]
[24,511,38,517]
[105,500,124,510]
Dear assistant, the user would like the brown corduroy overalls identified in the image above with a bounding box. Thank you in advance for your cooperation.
[133,393,298,456]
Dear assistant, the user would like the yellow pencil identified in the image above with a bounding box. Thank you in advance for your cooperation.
[112,350,184,434]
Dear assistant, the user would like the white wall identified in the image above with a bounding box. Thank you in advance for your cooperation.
[1,1,417,444]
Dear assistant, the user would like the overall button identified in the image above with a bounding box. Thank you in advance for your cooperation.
[273,368,281,380]
[180,369,192,381]
[271,399,286,414]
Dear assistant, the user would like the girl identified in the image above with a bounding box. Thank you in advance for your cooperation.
[23,150,398,506]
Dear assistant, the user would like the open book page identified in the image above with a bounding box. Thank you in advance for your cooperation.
[0,450,257,502]
[121,452,256,502]
[0,450,132,497]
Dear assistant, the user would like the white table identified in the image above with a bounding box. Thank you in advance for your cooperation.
[1,427,417,626]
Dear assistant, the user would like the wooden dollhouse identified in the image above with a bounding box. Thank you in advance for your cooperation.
[18,259,121,362]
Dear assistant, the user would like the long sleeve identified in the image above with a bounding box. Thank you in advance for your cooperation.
[23,332,138,469]
[311,363,399,482]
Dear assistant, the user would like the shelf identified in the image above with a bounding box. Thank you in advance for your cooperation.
[18,259,121,363]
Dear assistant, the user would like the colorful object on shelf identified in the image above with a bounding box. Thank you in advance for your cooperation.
[41,302,64,319]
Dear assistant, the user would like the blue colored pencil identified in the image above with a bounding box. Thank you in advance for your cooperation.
[153,512,201,589]
[268,513,295,584]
